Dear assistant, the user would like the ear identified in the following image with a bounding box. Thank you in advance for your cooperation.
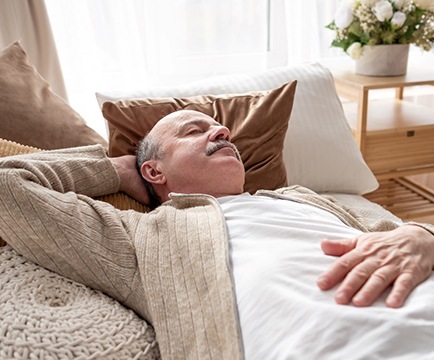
[141,160,166,185]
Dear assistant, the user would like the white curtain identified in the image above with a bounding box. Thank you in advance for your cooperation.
[284,0,342,65]
[42,0,340,138]
[0,0,67,99]
[5,0,433,138]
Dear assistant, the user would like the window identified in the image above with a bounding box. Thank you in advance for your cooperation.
[45,0,340,137]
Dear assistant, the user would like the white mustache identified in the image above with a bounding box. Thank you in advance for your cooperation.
[206,140,242,161]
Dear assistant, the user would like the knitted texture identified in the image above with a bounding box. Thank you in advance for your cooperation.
[0,245,160,360]
[0,137,150,248]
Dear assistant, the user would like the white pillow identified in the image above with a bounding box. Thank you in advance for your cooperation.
[96,62,378,195]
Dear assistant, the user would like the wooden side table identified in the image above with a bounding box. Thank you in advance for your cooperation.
[328,65,434,220]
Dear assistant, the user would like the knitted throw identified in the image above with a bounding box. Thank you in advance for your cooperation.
[0,245,160,360]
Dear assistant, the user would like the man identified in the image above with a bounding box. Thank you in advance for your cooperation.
[1,110,434,359]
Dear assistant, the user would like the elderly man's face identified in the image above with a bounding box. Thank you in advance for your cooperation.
[145,110,245,199]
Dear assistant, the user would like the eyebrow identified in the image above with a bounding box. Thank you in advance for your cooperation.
[176,119,220,136]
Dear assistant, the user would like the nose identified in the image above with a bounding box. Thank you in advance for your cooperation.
[209,125,231,142]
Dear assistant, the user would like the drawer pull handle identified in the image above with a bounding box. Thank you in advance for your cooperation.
[407,130,415,137]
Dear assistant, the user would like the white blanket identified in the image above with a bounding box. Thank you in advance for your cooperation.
[219,193,434,360]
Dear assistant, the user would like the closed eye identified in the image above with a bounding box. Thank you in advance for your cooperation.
[177,119,216,137]
[186,128,204,135]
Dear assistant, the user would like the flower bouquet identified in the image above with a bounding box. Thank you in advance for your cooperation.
[327,0,434,59]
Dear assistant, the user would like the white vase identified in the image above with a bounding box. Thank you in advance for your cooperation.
[355,44,410,77]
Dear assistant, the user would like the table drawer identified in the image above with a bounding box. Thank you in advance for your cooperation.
[363,126,434,175]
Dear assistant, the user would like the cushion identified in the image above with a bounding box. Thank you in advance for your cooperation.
[97,62,378,195]
[102,81,298,194]
[0,138,149,247]
[0,245,159,359]
[0,42,108,150]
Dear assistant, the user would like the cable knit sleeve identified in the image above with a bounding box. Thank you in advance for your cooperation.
[0,145,140,305]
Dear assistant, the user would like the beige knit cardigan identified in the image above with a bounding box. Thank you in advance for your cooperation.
[0,145,433,360]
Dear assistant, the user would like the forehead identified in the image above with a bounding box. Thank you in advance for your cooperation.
[153,111,220,136]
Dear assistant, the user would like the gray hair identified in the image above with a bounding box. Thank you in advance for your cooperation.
[136,133,164,209]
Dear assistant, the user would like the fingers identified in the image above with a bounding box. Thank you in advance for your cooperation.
[110,155,152,206]
[386,272,417,308]
[342,265,400,307]
[320,238,357,256]
[319,257,403,307]
[318,228,434,308]
[317,239,361,291]
[316,252,393,306]
[333,260,383,305]
[321,265,425,308]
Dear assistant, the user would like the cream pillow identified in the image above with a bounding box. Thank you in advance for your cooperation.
[97,63,378,195]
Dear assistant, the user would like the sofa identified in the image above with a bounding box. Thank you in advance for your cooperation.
[1,41,433,359]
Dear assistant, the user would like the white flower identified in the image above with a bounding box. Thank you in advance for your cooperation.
[361,0,381,6]
[413,0,434,10]
[347,42,364,59]
[391,11,407,28]
[334,3,354,29]
[327,0,434,55]
[373,0,394,21]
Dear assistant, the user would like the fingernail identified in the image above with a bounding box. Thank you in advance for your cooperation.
[335,291,348,304]
[387,295,401,308]
[353,293,366,306]
[317,276,328,289]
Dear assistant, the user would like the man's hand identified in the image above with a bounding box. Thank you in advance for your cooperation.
[316,225,434,308]
[109,155,151,206]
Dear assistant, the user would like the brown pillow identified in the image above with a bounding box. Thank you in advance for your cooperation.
[102,80,297,193]
[0,42,108,150]
[0,138,149,246]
